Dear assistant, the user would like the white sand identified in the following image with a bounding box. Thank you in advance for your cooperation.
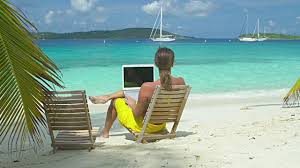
[1,91,300,168]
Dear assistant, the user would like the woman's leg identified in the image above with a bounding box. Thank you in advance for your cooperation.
[89,90,125,104]
[89,90,125,137]
[102,99,117,138]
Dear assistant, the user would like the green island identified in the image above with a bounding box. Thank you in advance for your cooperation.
[239,33,300,40]
[35,28,194,40]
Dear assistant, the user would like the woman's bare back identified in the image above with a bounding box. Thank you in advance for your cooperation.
[136,76,186,116]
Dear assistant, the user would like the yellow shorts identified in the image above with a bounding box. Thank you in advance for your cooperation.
[115,98,166,133]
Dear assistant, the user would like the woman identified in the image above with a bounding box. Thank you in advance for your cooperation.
[89,47,185,138]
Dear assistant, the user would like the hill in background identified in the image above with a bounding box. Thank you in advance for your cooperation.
[239,33,300,40]
[36,28,194,40]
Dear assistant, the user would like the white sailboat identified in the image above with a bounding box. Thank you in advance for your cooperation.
[239,16,267,42]
[239,14,257,42]
[149,4,175,42]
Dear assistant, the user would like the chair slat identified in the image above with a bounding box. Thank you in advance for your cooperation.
[50,121,88,127]
[46,109,86,113]
[159,90,187,95]
[153,106,180,112]
[46,95,84,100]
[161,85,187,90]
[48,113,87,118]
[52,126,89,130]
[48,90,84,95]
[155,99,183,103]
[149,118,177,124]
[45,99,85,104]
[157,94,185,99]
[150,116,177,120]
[151,112,178,116]
[46,104,86,109]
[55,136,91,140]
[154,103,182,107]
[48,117,87,122]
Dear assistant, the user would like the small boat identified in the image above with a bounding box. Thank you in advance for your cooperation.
[149,2,175,42]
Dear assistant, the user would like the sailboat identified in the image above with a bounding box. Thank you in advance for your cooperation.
[149,4,175,42]
[239,14,256,42]
[239,16,267,42]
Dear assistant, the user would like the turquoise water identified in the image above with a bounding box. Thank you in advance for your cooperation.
[39,39,300,95]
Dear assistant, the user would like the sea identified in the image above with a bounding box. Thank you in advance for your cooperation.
[38,39,300,97]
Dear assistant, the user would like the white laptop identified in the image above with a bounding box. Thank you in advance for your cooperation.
[122,64,155,100]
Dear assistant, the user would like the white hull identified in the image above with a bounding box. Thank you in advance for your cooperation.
[239,37,268,42]
[257,38,267,41]
[239,37,257,42]
[151,37,176,42]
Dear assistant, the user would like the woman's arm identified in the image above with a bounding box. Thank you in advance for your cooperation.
[107,90,125,100]
[126,84,151,118]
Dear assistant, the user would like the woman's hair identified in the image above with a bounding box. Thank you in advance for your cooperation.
[155,47,174,90]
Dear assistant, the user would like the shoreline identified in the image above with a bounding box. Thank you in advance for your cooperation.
[88,88,289,114]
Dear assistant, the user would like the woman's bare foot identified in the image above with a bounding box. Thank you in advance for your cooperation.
[89,95,110,104]
[101,129,109,138]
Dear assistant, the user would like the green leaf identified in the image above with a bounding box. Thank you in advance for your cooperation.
[284,78,300,106]
[0,0,63,153]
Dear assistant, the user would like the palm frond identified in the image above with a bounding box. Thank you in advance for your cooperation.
[0,0,63,153]
[283,78,300,107]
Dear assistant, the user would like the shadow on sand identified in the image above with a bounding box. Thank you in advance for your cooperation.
[110,131,195,141]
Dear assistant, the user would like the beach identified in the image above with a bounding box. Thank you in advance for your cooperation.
[1,90,300,168]
[1,40,300,167]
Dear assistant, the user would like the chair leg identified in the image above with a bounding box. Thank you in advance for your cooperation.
[91,145,95,149]
[142,139,148,144]
[52,147,57,154]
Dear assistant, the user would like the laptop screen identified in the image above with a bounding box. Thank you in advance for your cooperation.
[123,65,154,89]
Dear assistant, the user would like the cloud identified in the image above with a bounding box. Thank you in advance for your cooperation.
[95,16,107,23]
[281,28,287,34]
[142,1,160,15]
[142,0,216,17]
[243,8,248,13]
[96,6,105,12]
[296,16,300,24]
[268,20,276,27]
[226,0,298,8]
[70,0,96,12]
[44,10,54,24]
[184,0,215,17]
[65,9,74,15]
[142,0,176,15]
[44,6,106,26]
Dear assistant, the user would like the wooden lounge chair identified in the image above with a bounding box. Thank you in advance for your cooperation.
[127,85,191,143]
[44,90,100,152]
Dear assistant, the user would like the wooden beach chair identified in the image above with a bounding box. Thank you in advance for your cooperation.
[44,90,100,152]
[127,85,191,143]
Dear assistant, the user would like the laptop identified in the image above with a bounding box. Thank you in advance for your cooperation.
[122,64,155,100]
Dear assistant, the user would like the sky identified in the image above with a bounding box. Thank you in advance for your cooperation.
[11,0,300,38]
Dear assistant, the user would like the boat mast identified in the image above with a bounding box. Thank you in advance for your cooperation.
[160,5,163,38]
[257,18,260,38]
[246,14,248,35]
